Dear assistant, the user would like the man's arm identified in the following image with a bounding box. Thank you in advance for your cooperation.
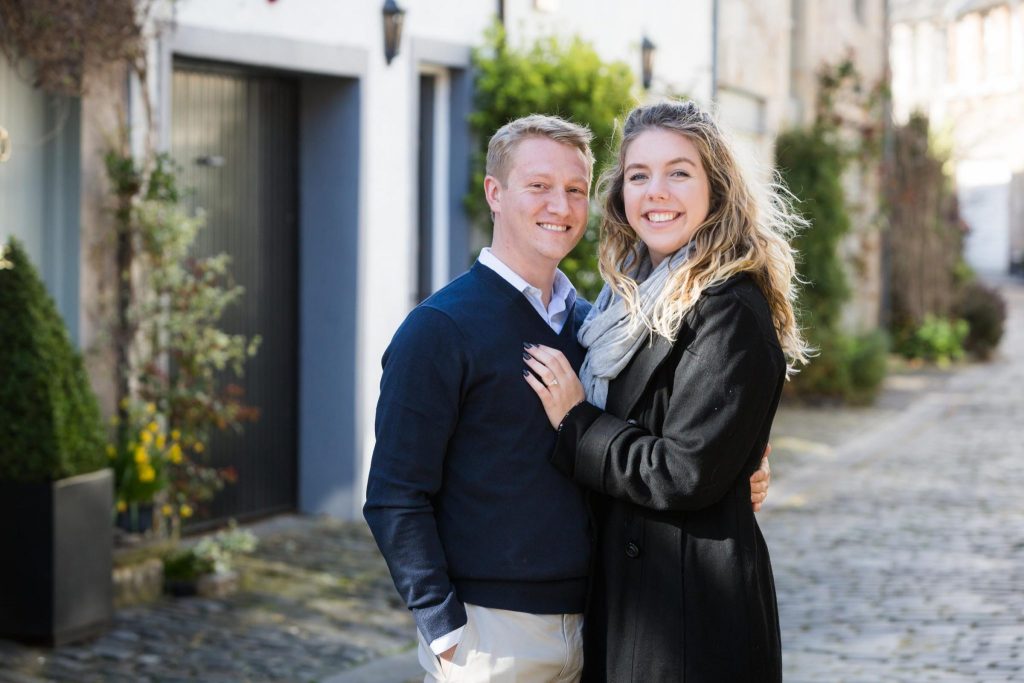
[363,306,468,645]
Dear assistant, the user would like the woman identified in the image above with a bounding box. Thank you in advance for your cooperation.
[523,100,809,682]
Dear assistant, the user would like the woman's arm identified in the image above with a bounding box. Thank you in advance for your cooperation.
[525,292,782,512]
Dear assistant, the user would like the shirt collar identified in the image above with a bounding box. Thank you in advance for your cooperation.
[478,247,577,310]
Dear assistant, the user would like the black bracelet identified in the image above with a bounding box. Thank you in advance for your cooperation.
[556,399,588,433]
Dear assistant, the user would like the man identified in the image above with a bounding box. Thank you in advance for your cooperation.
[364,115,769,681]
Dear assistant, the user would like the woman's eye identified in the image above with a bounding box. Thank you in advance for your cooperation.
[627,173,647,182]
[671,170,691,178]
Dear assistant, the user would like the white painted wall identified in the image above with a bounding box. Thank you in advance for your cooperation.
[150,0,786,516]
[958,160,1012,275]
[506,0,714,104]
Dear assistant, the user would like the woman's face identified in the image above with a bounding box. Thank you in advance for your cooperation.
[622,128,711,267]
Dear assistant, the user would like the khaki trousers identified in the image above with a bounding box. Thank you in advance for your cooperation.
[417,603,584,682]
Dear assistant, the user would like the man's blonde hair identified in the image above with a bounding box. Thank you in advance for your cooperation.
[486,114,595,185]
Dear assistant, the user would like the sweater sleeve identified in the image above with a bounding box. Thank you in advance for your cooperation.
[551,292,783,512]
[363,306,468,642]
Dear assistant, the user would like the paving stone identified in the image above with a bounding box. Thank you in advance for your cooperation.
[763,280,1024,681]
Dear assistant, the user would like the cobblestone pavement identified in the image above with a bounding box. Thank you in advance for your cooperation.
[1,281,1020,682]
[0,518,415,683]
[762,279,1024,682]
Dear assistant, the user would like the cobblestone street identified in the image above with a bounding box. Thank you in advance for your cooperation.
[765,279,1024,682]
[0,282,1020,682]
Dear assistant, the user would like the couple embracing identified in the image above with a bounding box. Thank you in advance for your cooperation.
[364,100,808,682]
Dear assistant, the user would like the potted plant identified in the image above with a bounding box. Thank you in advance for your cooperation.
[162,522,257,598]
[0,238,114,645]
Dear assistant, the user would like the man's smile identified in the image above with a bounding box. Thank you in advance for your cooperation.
[538,222,571,233]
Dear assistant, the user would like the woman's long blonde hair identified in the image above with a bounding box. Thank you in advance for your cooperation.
[598,100,810,372]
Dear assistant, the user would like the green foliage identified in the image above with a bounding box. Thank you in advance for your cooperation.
[163,521,257,580]
[895,314,968,366]
[104,152,259,517]
[788,329,889,405]
[775,58,889,404]
[955,281,1006,360]
[0,238,106,481]
[776,126,851,332]
[469,23,636,300]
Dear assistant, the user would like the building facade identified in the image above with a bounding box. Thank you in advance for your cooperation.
[0,0,890,522]
[891,0,1024,275]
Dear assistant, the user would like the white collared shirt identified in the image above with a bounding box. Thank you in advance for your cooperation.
[478,248,577,334]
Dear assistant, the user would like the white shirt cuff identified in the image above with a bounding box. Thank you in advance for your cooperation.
[429,626,464,655]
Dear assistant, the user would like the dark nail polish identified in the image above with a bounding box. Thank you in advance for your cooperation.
[522,368,529,377]
[523,342,533,349]
[522,351,531,360]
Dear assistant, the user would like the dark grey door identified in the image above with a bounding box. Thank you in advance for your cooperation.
[171,61,298,524]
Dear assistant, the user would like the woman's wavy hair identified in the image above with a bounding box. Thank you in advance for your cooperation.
[598,99,810,373]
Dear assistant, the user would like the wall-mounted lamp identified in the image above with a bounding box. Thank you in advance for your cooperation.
[383,0,406,66]
[641,36,656,90]
[0,125,11,163]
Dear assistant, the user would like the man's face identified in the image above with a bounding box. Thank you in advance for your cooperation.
[485,136,591,273]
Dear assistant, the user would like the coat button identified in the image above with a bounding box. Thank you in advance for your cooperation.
[625,541,641,558]
[627,419,638,425]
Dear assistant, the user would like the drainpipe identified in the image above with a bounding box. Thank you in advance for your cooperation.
[880,0,894,329]
[711,0,720,103]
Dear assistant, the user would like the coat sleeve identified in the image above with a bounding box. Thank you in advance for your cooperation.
[552,292,783,512]
[362,306,468,642]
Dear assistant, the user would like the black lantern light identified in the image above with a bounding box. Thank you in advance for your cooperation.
[382,0,406,66]
[641,36,656,90]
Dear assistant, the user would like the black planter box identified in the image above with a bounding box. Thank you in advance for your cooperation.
[0,468,114,646]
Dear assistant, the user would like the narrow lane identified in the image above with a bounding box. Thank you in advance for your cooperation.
[765,281,1024,682]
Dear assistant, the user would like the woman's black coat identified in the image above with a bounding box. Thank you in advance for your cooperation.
[553,274,786,682]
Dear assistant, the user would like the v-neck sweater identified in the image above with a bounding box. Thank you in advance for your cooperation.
[364,262,592,644]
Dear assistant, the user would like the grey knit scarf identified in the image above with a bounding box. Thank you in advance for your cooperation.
[578,244,692,409]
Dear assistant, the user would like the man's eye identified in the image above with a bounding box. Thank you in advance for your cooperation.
[568,187,585,194]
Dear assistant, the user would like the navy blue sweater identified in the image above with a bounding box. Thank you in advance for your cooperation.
[363,262,592,643]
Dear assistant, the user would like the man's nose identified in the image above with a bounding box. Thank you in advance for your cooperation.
[547,190,570,216]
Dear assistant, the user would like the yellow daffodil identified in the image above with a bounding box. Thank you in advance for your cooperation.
[134,445,149,464]
[146,402,157,414]
[171,429,181,442]
[140,430,153,445]
[139,465,156,482]
[161,504,173,517]
[156,434,166,450]
[168,443,183,464]
[179,504,193,518]
[193,442,205,454]
[106,444,116,458]
[116,500,127,512]
[147,421,159,433]
[119,397,130,410]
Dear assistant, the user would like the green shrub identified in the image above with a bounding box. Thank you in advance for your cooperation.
[776,125,887,403]
[776,126,850,332]
[896,314,969,365]
[955,282,1006,360]
[469,23,635,301]
[789,329,889,405]
[0,238,106,482]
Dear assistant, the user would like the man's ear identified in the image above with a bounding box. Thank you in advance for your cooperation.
[484,175,502,216]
